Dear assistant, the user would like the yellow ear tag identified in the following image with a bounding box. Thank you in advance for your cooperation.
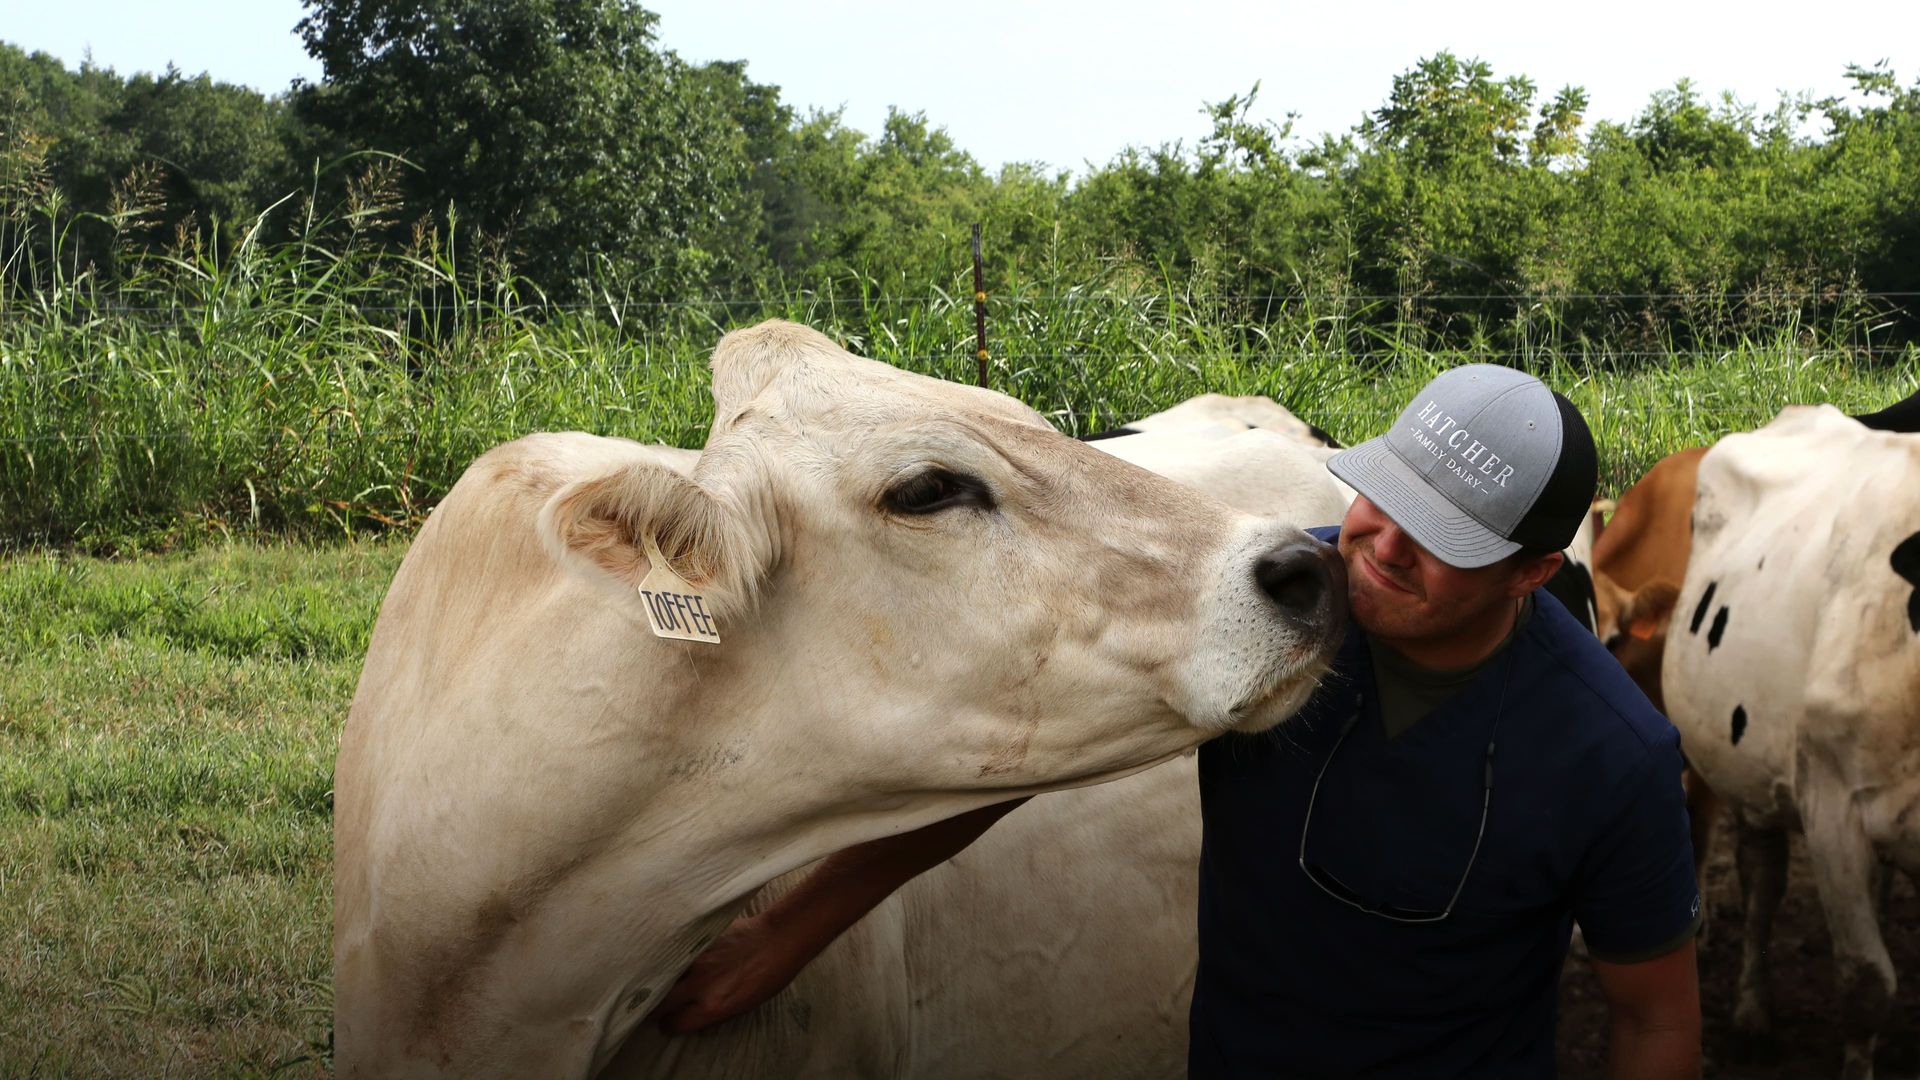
[638,536,721,645]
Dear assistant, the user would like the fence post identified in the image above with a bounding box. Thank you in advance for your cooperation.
[972,223,988,388]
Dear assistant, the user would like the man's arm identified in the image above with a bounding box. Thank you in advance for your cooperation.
[1591,941,1701,1080]
[656,797,1029,1034]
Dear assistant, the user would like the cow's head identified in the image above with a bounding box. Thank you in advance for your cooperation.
[1593,570,1680,710]
[541,321,1345,796]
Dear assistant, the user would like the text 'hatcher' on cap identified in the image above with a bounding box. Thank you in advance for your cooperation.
[1325,365,1597,569]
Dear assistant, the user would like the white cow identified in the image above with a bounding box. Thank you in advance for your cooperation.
[333,320,1347,1079]
[599,425,1355,1079]
[609,760,1213,1079]
[1120,392,1340,448]
[1086,427,1353,523]
[1662,405,1920,1080]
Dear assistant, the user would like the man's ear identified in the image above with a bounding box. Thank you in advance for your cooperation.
[1619,580,1681,642]
[1510,551,1564,596]
[537,458,766,616]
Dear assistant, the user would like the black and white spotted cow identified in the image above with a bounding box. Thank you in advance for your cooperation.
[1662,404,1920,1080]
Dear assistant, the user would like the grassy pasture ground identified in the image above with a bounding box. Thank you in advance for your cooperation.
[0,543,399,1077]
[1,342,1916,1076]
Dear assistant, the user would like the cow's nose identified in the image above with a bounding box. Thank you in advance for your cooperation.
[1255,538,1345,629]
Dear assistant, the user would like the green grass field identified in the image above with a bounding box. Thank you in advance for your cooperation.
[0,542,402,1077]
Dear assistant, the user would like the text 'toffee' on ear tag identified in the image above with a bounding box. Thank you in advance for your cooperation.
[638,536,721,645]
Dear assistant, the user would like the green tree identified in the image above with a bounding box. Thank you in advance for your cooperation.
[1334,55,1571,318]
[1,45,291,280]
[99,69,292,238]
[294,0,754,300]
[761,108,996,286]
[1528,85,1589,166]
[1629,79,1756,172]
[1363,52,1538,172]
[685,58,788,287]
[1061,84,1334,303]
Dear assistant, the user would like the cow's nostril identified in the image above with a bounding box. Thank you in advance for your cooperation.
[1256,542,1330,621]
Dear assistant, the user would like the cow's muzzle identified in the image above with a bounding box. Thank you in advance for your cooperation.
[1255,537,1348,646]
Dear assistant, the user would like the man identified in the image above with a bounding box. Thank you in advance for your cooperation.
[660,366,1703,1078]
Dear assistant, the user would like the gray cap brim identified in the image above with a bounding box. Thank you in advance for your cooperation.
[1325,437,1521,569]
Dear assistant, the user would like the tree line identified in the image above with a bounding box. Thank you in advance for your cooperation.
[3,0,1918,349]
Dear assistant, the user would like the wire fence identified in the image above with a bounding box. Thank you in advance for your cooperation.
[6,346,1918,375]
[5,292,1915,457]
[5,289,1918,333]
[16,290,1920,312]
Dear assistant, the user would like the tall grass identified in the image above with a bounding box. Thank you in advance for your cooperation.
[4,164,1916,551]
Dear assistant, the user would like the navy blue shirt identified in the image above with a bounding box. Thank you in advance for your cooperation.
[1191,527,1698,1078]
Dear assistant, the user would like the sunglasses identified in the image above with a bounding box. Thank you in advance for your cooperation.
[1296,653,1513,924]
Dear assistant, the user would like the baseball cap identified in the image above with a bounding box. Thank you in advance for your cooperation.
[1325,365,1597,569]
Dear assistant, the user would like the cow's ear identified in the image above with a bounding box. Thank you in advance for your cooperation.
[1589,499,1616,535]
[1622,580,1681,641]
[537,460,766,616]
[709,319,836,424]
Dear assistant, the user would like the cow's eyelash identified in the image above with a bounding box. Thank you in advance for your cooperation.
[881,467,996,515]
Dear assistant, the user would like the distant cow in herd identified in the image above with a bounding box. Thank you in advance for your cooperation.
[1593,390,1920,1080]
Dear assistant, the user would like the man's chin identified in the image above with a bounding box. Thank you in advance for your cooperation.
[1344,583,1393,636]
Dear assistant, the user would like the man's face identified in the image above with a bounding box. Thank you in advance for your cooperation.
[1336,495,1531,643]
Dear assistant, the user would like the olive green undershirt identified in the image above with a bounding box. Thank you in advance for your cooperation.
[1365,594,1704,962]
[1367,595,1533,742]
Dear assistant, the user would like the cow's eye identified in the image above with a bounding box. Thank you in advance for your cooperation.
[883,468,995,515]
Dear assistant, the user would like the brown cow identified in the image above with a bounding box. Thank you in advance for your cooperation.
[1590,445,1707,696]
[1588,447,1719,891]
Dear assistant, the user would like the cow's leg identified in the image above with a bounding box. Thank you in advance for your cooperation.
[1731,810,1787,1038]
[1797,763,1896,1080]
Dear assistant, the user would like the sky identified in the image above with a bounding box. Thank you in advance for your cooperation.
[9,1,1920,175]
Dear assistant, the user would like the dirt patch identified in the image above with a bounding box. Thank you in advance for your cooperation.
[1557,812,1920,1077]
